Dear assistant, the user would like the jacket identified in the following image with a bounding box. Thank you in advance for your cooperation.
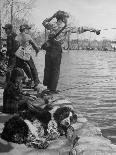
[6,32,18,57]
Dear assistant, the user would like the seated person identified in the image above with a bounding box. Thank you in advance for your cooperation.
[3,67,36,114]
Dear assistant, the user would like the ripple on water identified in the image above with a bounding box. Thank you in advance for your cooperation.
[58,50,116,144]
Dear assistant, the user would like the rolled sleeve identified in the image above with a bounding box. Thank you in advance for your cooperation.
[42,19,54,31]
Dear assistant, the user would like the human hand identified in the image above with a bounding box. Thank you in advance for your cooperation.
[52,11,59,18]
[36,49,40,56]
[29,95,37,101]
[63,18,68,26]
[36,83,47,93]
[36,52,38,57]
[23,91,27,95]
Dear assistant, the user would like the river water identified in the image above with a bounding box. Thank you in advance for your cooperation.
[35,50,116,144]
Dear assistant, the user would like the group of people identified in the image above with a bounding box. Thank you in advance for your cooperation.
[2,11,70,92]
[2,24,40,89]
[1,11,70,113]
[2,10,100,114]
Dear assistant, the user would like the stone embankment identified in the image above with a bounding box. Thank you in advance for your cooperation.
[0,90,116,155]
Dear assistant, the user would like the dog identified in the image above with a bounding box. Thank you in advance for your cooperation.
[1,115,29,143]
[39,89,78,135]
[52,106,77,135]
[25,104,77,136]
[1,91,78,144]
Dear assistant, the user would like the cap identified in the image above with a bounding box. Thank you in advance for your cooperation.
[2,24,13,30]
[20,24,31,31]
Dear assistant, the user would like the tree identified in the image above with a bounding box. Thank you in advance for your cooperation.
[0,0,37,48]
[1,0,37,30]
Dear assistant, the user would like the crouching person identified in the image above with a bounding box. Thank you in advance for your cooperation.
[3,67,36,114]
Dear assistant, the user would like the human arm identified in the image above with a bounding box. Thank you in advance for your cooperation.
[14,35,21,53]
[68,26,100,35]
[14,39,20,53]
[77,26,100,35]
[42,13,57,30]
[41,41,50,50]
[7,34,19,56]
[10,85,36,101]
[29,39,39,56]
[28,34,40,55]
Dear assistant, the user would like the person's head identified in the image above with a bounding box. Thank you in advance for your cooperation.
[2,24,13,35]
[10,67,24,83]
[55,11,69,24]
[19,24,31,33]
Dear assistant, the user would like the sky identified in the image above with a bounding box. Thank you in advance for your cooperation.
[29,0,116,40]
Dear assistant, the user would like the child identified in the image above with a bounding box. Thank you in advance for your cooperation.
[3,67,35,114]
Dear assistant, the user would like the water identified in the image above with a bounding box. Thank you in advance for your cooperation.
[34,50,116,144]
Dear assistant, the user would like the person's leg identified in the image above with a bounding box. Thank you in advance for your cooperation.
[15,57,32,80]
[43,54,52,89]
[26,57,40,87]
[6,56,16,83]
[21,62,33,88]
[22,62,33,80]
[3,88,7,113]
[49,53,62,92]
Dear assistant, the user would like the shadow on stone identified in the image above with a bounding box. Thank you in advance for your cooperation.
[0,106,3,113]
[0,113,12,123]
[0,141,13,153]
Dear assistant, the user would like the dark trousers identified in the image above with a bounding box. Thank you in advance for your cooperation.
[6,56,16,83]
[16,57,32,80]
[16,57,40,85]
[43,52,62,91]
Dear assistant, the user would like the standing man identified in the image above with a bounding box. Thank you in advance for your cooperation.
[2,24,18,83]
[15,24,44,90]
[42,11,100,93]
[2,24,32,87]
[42,11,70,93]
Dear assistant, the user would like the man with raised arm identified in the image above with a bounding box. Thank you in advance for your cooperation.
[42,11,100,93]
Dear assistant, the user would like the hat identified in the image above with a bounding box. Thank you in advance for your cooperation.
[20,24,31,31]
[55,11,69,21]
[2,24,13,30]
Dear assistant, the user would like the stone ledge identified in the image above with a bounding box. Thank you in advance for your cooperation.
[0,90,116,155]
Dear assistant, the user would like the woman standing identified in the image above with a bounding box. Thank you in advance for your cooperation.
[42,11,69,93]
